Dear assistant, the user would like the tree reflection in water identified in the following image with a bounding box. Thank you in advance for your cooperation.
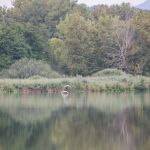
[0,105,150,150]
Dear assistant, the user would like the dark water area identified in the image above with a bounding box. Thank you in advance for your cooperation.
[0,92,150,150]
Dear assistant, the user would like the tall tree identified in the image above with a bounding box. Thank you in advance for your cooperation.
[0,23,49,71]
[133,10,150,74]
[111,18,135,71]
[0,23,30,70]
[95,16,135,72]
[110,3,135,20]
[58,12,99,75]
[12,0,74,38]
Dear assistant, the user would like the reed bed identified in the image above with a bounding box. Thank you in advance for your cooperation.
[0,74,149,94]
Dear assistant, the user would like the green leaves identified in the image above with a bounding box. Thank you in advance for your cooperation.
[0,23,49,71]
[12,0,72,38]
[57,12,99,75]
[0,23,30,70]
[0,1,150,76]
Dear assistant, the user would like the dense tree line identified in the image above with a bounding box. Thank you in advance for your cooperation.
[0,0,149,76]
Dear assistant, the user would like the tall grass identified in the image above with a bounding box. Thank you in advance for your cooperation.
[0,74,149,94]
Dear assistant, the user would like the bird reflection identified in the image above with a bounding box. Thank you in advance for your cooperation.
[61,85,71,106]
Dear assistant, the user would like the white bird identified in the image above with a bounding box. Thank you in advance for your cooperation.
[61,85,71,98]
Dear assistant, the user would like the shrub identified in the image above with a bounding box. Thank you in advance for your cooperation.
[0,58,60,79]
[134,79,148,91]
[28,75,47,79]
[92,69,126,77]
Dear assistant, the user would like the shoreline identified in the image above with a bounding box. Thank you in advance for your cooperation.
[0,76,150,94]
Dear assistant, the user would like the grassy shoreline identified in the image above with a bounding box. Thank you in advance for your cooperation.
[0,75,150,94]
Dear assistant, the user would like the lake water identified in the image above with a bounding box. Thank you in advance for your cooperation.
[0,92,150,150]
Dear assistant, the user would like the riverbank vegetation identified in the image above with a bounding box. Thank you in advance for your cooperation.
[0,1,150,94]
[0,69,149,94]
[0,0,150,77]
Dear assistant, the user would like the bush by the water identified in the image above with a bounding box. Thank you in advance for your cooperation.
[134,79,148,91]
[92,69,127,77]
[0,58,60,79]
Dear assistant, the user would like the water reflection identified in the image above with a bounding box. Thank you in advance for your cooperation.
[0,92,150,150]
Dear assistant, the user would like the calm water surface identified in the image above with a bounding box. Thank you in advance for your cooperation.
[0,92,150,150]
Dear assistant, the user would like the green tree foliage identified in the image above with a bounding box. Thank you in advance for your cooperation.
[57,12,102,75]
[0,23,49,71]
[0,7,7,22]
[110,3,135,20]
[0,1,149,76]
[12,0,74,38]
[103,17,135,71]
[0,23,30,70]
[48,38,69,74]
[132,11,150,74]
